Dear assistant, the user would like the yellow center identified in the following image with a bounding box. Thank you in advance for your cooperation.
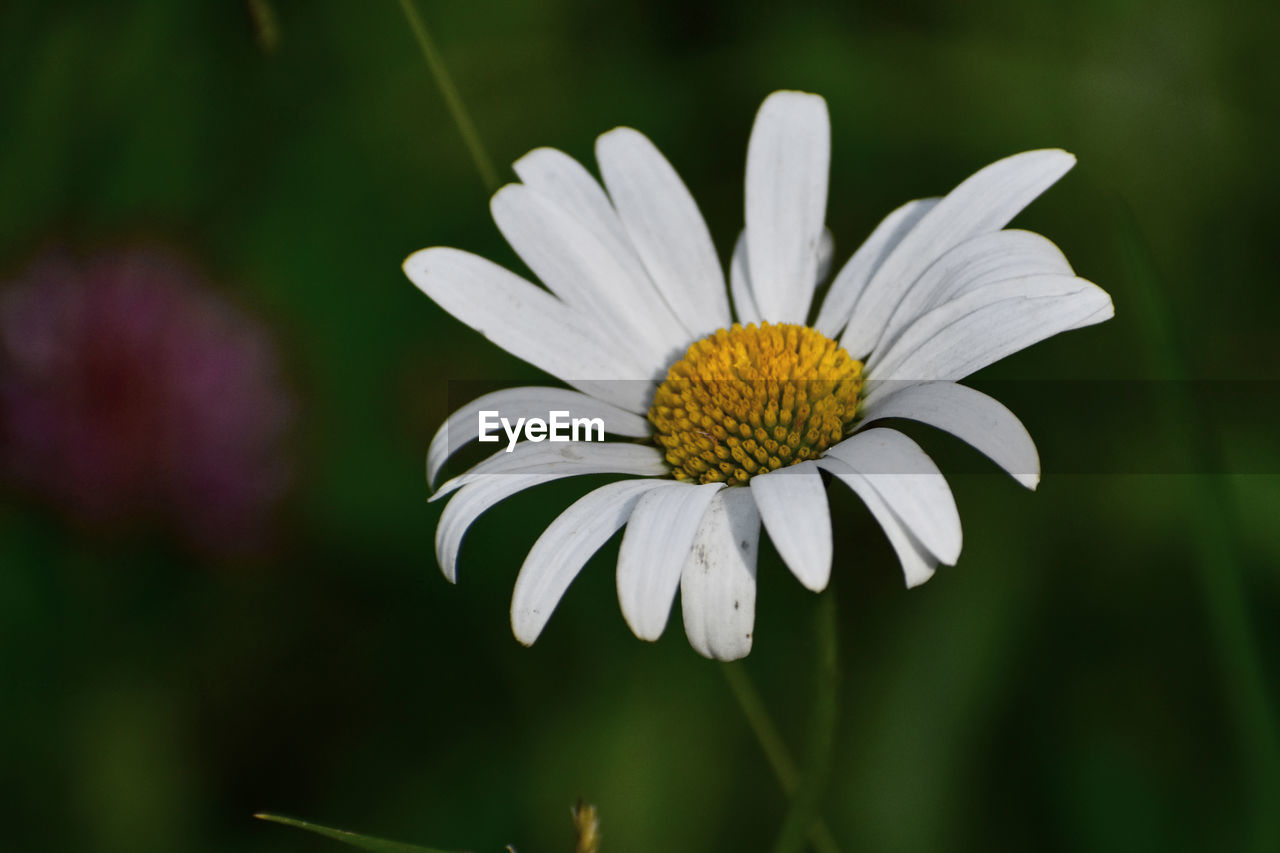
[648,323,864,486]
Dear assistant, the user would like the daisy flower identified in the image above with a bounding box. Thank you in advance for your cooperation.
[405,90,1112,661]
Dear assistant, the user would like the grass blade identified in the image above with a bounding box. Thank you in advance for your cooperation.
[255,813,461,853]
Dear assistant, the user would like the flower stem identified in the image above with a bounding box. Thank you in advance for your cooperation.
[721,664,800,789]
[770,591,840,853]
[721,603,841,853]
[394,0,500,194]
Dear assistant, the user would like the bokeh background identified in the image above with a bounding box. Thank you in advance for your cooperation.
[2,1,1278,851]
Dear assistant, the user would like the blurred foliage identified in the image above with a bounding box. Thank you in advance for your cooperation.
[1,0,1278,851]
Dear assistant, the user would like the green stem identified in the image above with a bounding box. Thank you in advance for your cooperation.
[722,601,841,853]
[771,591,840,853]
[722,663,800,791]
[395,0,499,193]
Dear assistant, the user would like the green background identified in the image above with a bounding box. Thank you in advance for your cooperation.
[2,1,1278,851]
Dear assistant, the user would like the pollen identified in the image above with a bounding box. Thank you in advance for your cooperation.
[649,322,864,486]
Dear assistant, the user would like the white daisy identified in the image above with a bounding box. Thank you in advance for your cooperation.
[405,90,1113,661]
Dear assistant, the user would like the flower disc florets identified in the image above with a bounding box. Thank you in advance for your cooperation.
[649,322,864,486]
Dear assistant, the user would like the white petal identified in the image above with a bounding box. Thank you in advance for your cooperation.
[403,247,654,412]
[435,473,548,583]
[427,386,651,487]
[729,231,762,325]
[820,428,961,564]
[814,198,939,338]
[596,127,732,337]
[745,91,830,324]
[511,478,667,645]
[679,488,761,661]
[867,274,1114,388]
[731,227,834,327]
[512,146,634,252]
[859,381,1040,489]
[841,149,1077,359]
[616,481,724,641]
[1066,301,1115,331]
[819,458,939,587]
[749,461,832,592]
[815,228,835,286]
[432,440,669,501]
[875,229,1073,357]
[491,183,688,368]
[513,149,713,353]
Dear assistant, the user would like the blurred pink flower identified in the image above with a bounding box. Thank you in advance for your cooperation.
[0,246,294,555]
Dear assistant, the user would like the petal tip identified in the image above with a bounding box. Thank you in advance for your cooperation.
[619,598,669,643]
[804,574,831,594]
[595,125,643,151]
[512,146,558,170]
[762,88,827,106]
[401,247,428,275]
[704,644,752,662]
[1003,147,1077,178]
[489,182,522,208]
[1045,148,1077,176]
[510,615,540,647]
[1034,147,1076,164]
[402,246,455,282]
[904,571,935,589]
